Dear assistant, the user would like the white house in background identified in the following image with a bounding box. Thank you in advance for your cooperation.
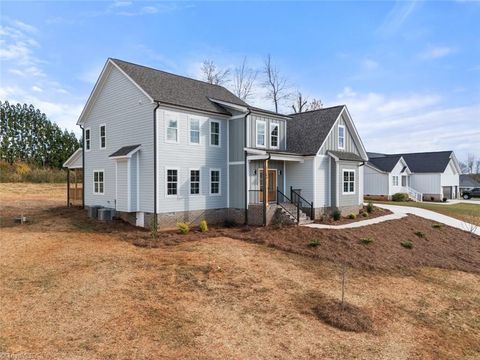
[70,58,369,229]
[364,151,461,201]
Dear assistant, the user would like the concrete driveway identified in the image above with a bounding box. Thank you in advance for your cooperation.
[374,203,480,236]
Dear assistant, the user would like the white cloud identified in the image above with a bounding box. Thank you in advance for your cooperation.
[32,85,43,92]
[420,46,455,59]
[362,58,379,71]
[377,0,419,35]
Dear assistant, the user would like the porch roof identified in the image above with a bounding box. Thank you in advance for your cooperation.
[328,150,364,162]
[245,148,307,162]
[109,144,141,159]
[63,148,83,169]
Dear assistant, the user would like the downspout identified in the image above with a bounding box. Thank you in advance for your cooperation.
[243,109,251,225]
[80,125,85,209]
[153,101,161,228]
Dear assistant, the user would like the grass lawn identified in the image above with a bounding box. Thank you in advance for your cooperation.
[1,183,479,359]
[373,200,480,223]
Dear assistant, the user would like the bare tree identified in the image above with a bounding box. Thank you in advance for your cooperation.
[308,98,323,111]
[291,91,308,113]
[200,60,230,85]
[466,153,476,174]
[232,57,257,101]
[263,54,290,113]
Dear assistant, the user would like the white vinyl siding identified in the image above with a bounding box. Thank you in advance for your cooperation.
[165,113,179,143]
[189,118,200,145]
[256,120,266,147]
[210,169,221,195]
[99,124,106,149]
[85,128,91,151]
[210,120,220,147]
[270,122,279,149]
[190,169,200,195]
[93,170,104,194]
[343,169,355,194]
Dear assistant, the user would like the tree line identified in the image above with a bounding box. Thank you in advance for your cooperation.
[199,55,323,113]
[0,101,80,169]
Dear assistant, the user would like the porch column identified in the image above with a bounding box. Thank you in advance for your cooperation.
[74,169,78,202]
[263,159,269,226]
[67,169,70,207]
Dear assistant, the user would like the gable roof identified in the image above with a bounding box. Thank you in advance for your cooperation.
[286,105,345,155]
[110,58,247,115]
[460,174,480,188]
[367,151,455,173]
[368,155,403,172]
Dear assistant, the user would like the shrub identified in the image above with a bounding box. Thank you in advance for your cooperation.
[401,240,413,249]
[15,162,31,175]
[308,239,320,247]
[199,220,208,232]
[432,223,443,229]
[361,212,369,218]
[366,202,374,213]
[333,210,341,221]
[348,213,356,220]
[359,237,374,245]
[392,193,409,202]
[414,231,426,238]
[177,222,190,234]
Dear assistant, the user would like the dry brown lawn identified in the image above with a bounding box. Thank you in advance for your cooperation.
[1,183,479,359]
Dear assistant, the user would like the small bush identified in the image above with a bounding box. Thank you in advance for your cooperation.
[359,237,374,245]
[333,210,341,221]
[392,193,409,202]
[414,231,426,238]
[432,223,443,229]
[177,222,190,234]
[308,239,320,247]
[199,220,208,232]
[401,240,413,249]
[366,202,374,213]
[348,213,356,220]
[361,212,369,218]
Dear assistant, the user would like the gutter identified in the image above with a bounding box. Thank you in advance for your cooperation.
[243,108,251,225]
[153,101,161,228]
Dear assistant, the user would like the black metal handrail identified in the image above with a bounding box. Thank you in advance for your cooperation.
[276,188,298,221]
[290,187,314,221]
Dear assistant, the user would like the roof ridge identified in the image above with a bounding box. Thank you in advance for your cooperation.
[288,104,345,116]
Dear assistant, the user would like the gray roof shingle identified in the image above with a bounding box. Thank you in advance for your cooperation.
[328,151,364,162]
[287,106,345,155]
[460,174,480,187]
[111,58,247,115]
[367,155,403,172]
[367,151,454,173]
[109,144,141,158]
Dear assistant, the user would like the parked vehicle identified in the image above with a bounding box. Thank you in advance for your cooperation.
[462,188,480,199]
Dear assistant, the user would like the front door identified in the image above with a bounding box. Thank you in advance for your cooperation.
[259,169,277,203]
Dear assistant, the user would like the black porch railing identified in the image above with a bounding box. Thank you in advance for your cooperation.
[290,187,314,221]
[276,188,298,221]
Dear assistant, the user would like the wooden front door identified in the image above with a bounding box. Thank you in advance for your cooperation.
[259,169,277,203]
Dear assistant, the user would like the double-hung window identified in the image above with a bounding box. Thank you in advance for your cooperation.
[190,170,200,195]
[166,169,178,196]
[99,124,106,149]
[210,120,220,146]
[85,128,91,151]
[256,120,266,147]
[93,170,104,194]
[210,169,220,195]
[338,125,345,149]
[166,114,178,143]
[343,170,355,194]
[270,122,279,148]
[392,176,399,186]
[189,118,200,145]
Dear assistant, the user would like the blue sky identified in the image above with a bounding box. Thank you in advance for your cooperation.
[1,0,479,160]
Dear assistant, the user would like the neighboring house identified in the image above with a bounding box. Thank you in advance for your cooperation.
[364,151,461,201]
[460,174,480,194]
[73,58,368,228]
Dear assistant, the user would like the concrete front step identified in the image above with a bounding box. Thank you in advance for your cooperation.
[278,203,312,224]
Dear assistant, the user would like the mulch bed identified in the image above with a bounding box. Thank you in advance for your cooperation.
[315,206,392,225]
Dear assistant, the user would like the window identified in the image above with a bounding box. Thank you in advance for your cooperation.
[210,120,220,146]
[256,120,266,147]
[99,124,106,149]
[338,125,345,149]
[392,176,399,186]
[93,170,104,194]
[189,118,200,144]
[166,169,178,196]
[166,115,178,143]
[270,123,279,148]
[85,128,91,151]
[210,169,220,195]
[190,169,200,195]
[343,170,355,194]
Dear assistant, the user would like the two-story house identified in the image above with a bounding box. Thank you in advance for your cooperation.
[72,58,368,228]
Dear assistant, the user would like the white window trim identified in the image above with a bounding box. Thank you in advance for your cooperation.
[209,168,221,196]
[269,122,279,149]
[189,168,201,196]
[209,119,221,147]
[256,120,266,148]
[99,124,106,149]
[165,113,179,144]
[188,117,201,145]
[338,125,345,150]
[93,169,105,195]
[165,168,179,198]
[393,175,399,186]
[342,169,355,195]
[85,128,91,152]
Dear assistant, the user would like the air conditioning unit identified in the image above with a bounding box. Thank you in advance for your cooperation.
[88,206,102,218]
[98,208,113,221]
